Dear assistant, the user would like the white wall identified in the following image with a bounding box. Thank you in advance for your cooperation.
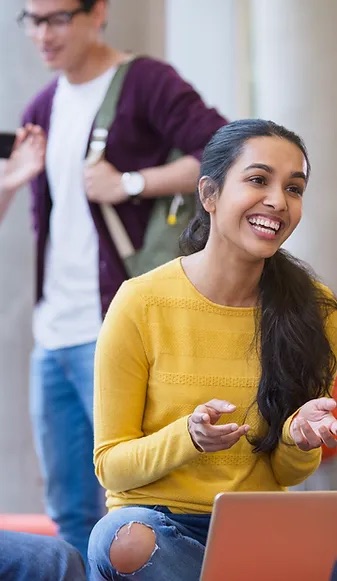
[165,0,252,119]
[251,0,337,292]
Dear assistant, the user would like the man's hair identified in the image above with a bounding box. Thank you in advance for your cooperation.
[79,0,107,10]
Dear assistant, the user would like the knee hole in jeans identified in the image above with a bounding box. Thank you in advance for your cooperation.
[109,522,158,575]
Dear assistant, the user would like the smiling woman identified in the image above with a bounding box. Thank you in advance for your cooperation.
[89,119,337,580]
[181,120,309,259]
[180,120,335,453]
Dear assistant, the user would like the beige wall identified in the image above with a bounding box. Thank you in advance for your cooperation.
[107,0,165,57]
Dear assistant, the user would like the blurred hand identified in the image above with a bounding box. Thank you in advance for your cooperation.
[290,397,337,451]
[3,124,46,192]
[84,160,127,205]
[188,399,250,453]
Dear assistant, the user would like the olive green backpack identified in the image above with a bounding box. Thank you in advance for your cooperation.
[86,58,195,278]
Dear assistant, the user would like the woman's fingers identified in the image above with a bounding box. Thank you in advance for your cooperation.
[202,425,250,452]
[312,397,337,413]
[190,412,239,436]
[220,425,250,445]
[189,399,248,453]
[329,419,337,436]
[292,419,321,451]
[204,399,236,414]
[200,422,240,437]
[189,416,250,451]
[192,399,236,426]
[191,412,211,425]
[318,426,337,449]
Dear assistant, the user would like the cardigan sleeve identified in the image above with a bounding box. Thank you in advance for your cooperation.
[136,58,227,161]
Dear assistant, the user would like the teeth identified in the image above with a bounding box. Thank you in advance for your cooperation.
[248,216,280,231]
[252,225,276,235]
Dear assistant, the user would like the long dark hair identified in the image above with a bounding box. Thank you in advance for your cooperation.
[180,119,337,453]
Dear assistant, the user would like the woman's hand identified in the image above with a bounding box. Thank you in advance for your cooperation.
[290,397,337,451]
[188,398,250,453]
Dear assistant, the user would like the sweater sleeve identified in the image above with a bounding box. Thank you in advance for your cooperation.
[138,58,227,161]
[93,281,200,493]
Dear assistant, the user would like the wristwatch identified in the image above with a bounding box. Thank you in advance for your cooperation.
[121,171,145,198]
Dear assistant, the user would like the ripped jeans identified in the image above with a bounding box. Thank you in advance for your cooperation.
[88,505,210,580]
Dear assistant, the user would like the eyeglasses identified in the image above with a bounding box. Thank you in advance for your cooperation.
[17,8,87,34]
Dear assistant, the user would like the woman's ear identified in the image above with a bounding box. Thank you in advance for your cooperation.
[198,176,218,213]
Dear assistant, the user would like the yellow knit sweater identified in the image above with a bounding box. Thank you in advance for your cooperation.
[94,259,334,513]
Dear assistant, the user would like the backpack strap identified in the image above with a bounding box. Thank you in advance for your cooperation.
[86,58,134,165]
[86,56,187,264]
[86,58,137,260]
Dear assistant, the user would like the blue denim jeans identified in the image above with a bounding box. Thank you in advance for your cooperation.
[331,561,337,581]
[88,506,210,580]
[0,530,86,581]
[30,342,102,564]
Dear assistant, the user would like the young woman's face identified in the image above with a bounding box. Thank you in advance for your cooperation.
[203,136,307,261]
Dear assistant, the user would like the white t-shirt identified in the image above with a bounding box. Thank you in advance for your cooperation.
[33,67,116,350]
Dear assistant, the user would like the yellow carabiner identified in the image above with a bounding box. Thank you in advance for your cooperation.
[167,194,184,226]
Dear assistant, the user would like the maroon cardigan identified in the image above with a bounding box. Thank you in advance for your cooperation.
[23,56,227,316]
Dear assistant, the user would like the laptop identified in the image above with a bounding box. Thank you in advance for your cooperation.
[200,491,337,581]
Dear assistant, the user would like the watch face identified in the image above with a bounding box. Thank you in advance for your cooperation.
[123,172,145,196]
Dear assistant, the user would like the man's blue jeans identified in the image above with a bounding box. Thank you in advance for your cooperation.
[0,530,86,581]
[88,506,210,580]
[30,342,102,564]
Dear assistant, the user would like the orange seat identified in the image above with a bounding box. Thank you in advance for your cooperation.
[0,514,57,536]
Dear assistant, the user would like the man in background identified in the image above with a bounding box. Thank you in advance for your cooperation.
[11,0,226,562]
